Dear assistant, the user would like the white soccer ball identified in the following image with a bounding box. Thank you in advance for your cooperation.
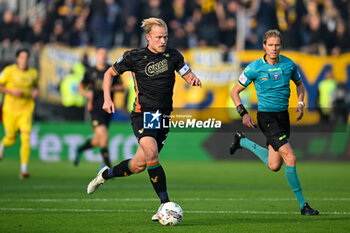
[157,202,183,226]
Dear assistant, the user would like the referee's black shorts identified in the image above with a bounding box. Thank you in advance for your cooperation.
[131,112,169,153]
[257,110,290,151]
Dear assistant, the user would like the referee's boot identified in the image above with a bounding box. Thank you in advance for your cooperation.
[300,203,319,215]
[230,132,245,155]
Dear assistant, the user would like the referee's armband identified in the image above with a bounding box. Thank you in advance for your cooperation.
[236,104,248,117]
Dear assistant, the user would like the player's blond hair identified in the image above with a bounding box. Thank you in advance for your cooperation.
[263,29,283,45]
[141,17,168,34]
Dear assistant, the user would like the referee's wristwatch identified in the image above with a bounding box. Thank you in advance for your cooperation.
[298,101,305,107]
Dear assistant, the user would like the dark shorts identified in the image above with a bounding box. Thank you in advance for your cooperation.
[90,109,111,128]
[257,110,290,151]
[131,112,169,153]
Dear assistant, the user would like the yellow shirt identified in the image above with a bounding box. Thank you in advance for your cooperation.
[0,64,38,114]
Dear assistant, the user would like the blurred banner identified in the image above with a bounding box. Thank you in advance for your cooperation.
[0,122,212,162]
[39,45,350,124]
[1,122,349,162]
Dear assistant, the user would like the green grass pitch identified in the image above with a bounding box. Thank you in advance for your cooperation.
[0,159,349,233]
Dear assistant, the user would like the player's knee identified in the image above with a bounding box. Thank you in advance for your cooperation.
[268,163,282,172]
[20,132,30,144]
[284,153,296,166]
[2,136,16,146]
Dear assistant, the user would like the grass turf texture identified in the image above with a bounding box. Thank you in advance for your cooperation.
[0,160,349,233]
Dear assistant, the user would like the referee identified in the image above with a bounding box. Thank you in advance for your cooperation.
[230,29,319,215]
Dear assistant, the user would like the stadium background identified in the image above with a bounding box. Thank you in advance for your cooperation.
[0,0,349,162]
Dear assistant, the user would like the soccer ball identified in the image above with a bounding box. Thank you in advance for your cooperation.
[157,202,183,226]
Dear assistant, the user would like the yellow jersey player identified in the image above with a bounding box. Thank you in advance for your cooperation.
[0,49,39,178]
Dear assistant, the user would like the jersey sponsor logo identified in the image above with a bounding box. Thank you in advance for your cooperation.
[239,72,247,84]
[144,110,162,129]
[145,59,168,77]
[273,72,280,80]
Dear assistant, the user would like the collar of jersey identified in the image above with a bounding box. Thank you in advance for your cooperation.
[146,46,168,55]
[262,54,281,64]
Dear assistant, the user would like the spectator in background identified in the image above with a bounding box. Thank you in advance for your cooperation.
[23,18,48,52]
[320,0,340,54]
[49,19,69,45]
[194,1,220,46]
[217,0,238,59]
[330,20,350,56]
[317,69,337,123]
[301,14,326,55]
[253,0,278,49]
[276,0,307,50]
[184,18,199,48]
[0,10,20,47]
[69,15,90,46]
[56,0,85,32]
[118,16,140,47]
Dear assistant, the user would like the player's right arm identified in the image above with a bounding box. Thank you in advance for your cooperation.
[103,67,116,114]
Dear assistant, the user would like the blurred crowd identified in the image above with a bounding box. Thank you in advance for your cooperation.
[0,0,349,56]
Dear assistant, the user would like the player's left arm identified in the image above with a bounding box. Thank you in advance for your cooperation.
[295,80,305,121]
[182,71,202,87]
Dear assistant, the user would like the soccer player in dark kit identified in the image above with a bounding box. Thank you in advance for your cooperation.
[86,17,202,221]
[74,47,123,167]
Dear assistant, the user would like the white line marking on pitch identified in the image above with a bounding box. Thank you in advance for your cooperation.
[0,207,349,215]
[0,197,350,202]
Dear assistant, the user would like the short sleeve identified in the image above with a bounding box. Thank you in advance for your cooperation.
[0,66,10,85]
[291,62,301,84]
[238,65,254,87]
[112,51,132,75]
[173,50,188,76]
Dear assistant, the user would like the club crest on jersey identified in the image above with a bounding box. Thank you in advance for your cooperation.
[273,72,280,80]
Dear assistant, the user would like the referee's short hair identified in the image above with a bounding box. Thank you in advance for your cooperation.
[263,30,283,45]
[141,17,168,34]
